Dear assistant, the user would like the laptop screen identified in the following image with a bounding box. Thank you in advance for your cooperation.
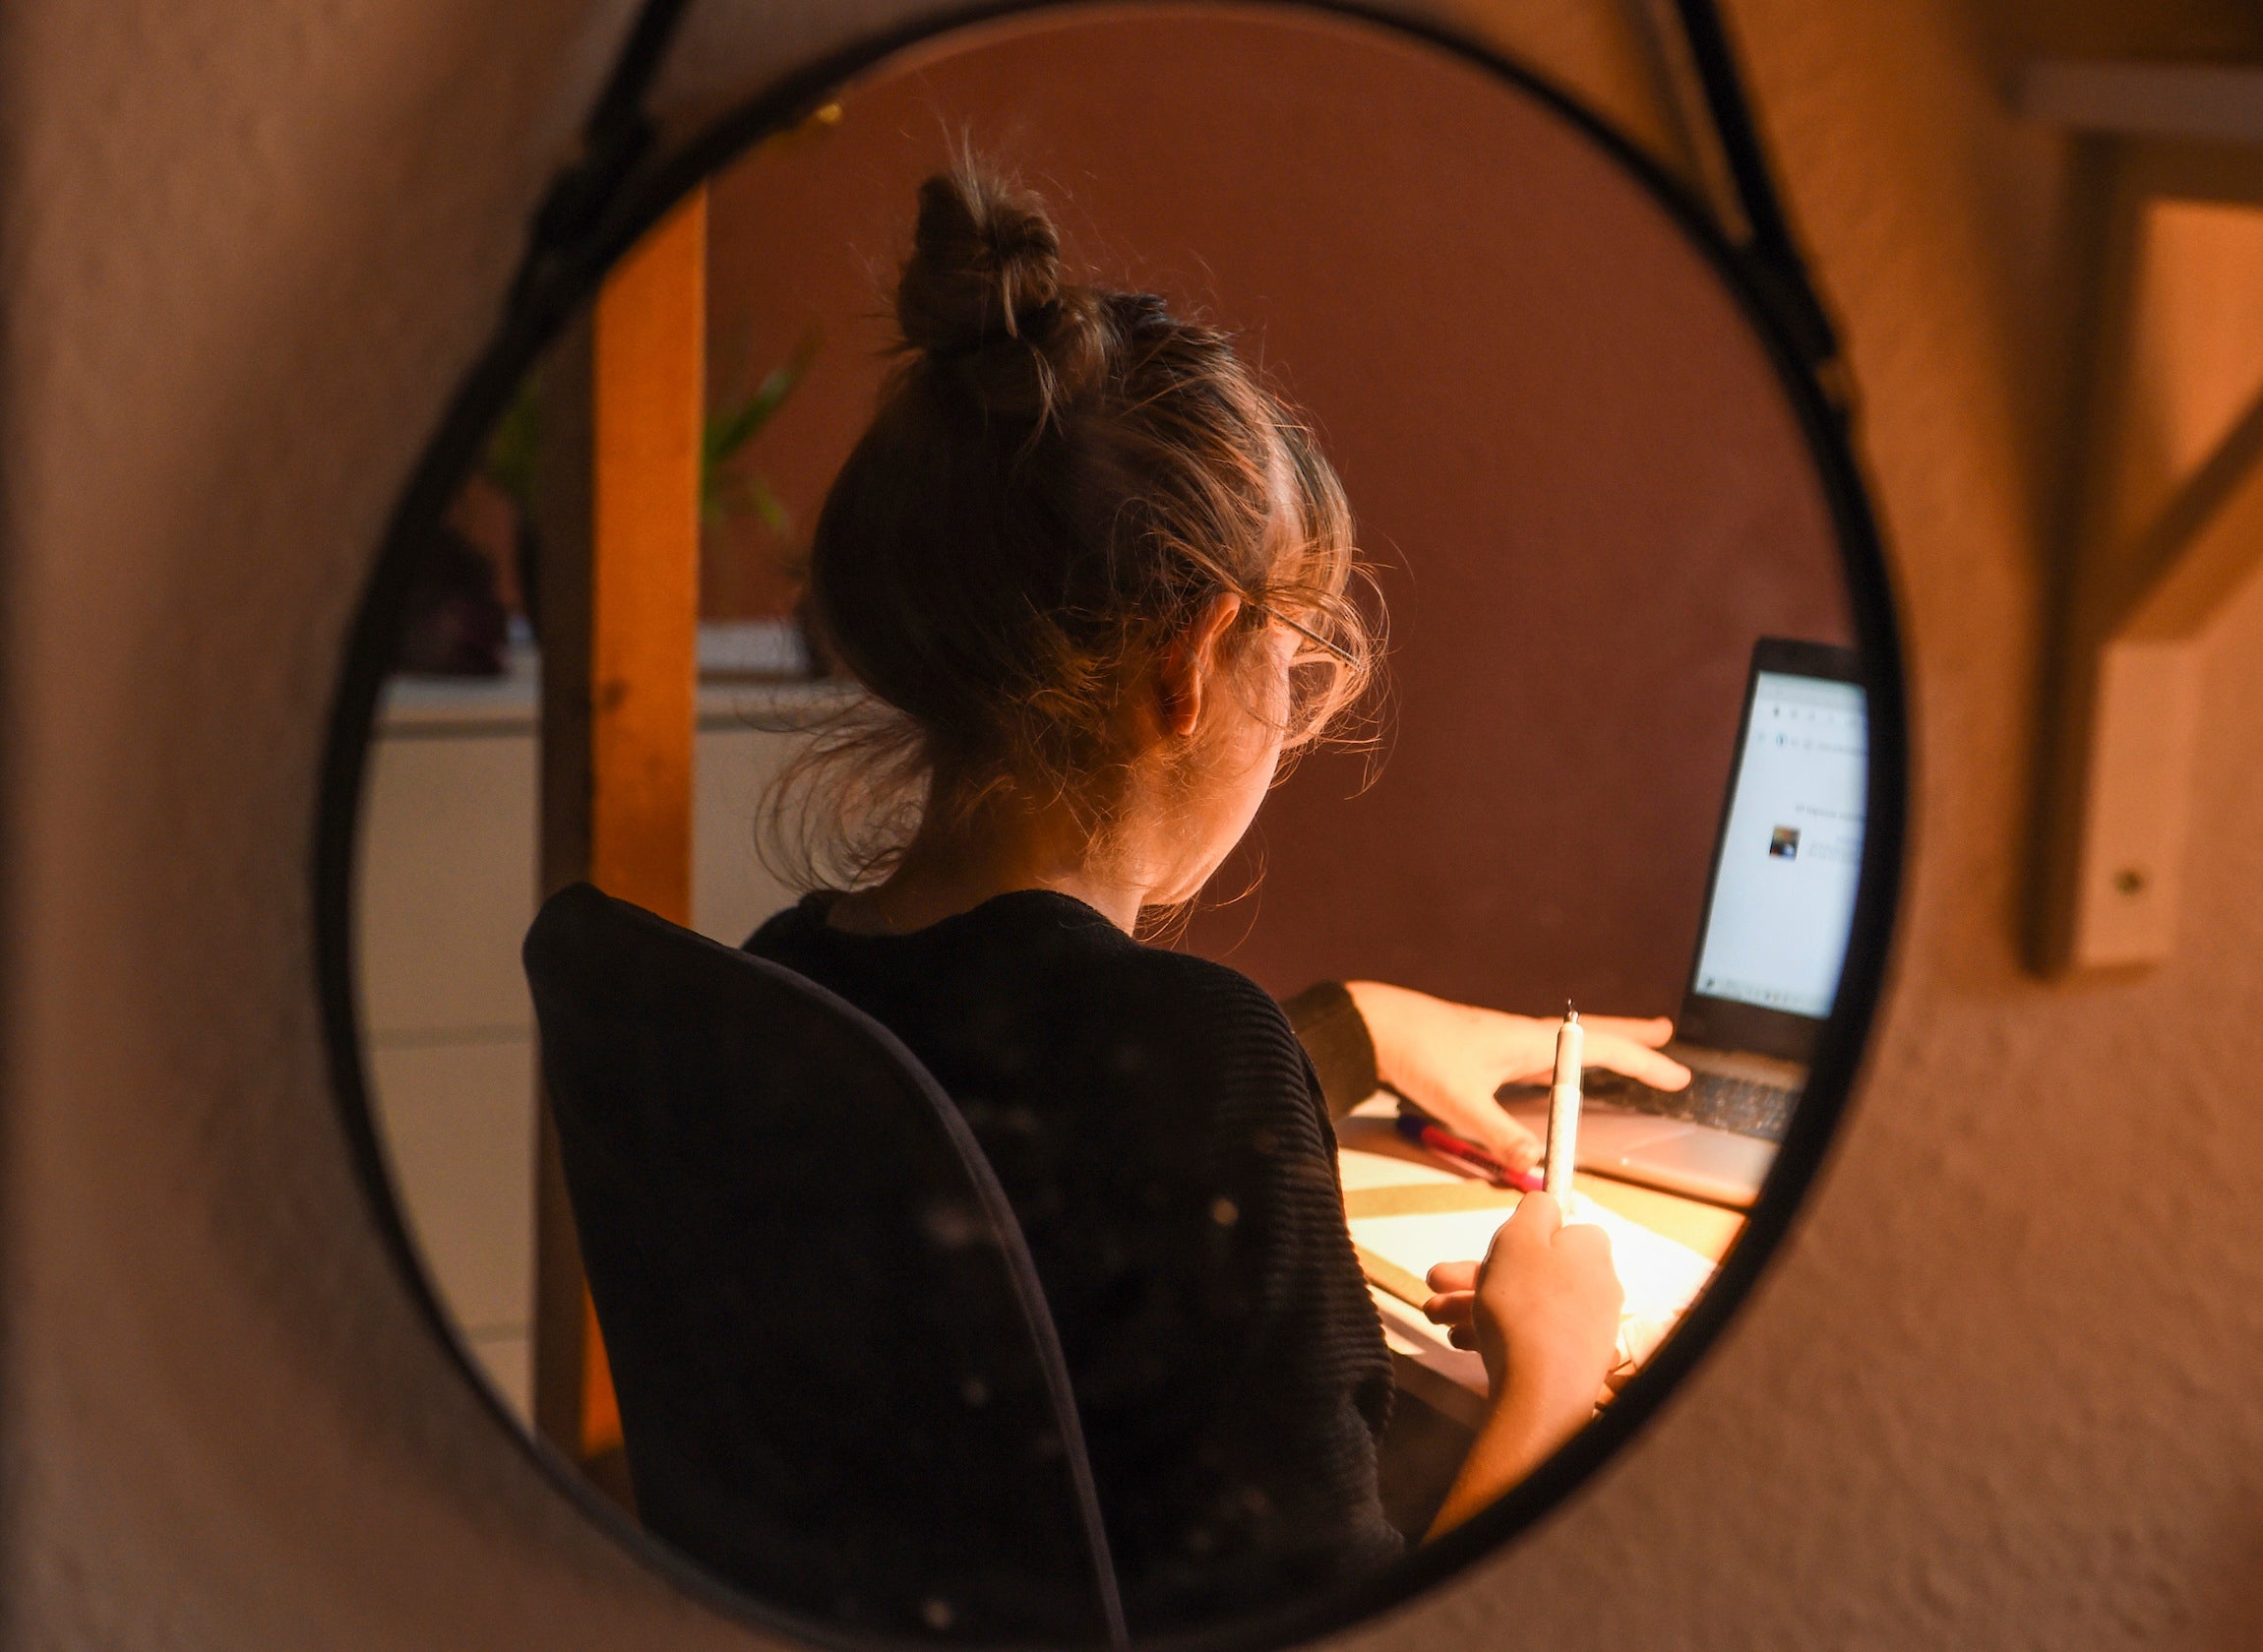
[1688,666,1867,1020]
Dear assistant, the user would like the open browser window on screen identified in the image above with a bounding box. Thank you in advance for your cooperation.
[1690,670,1866,1018]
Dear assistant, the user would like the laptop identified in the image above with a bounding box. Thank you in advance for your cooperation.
[1499,637,1868,1209]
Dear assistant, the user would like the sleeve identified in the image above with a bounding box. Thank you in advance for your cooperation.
[1072,959,1404,1630]
[1154,983,1405,1615]
[1279,980,1380,1119]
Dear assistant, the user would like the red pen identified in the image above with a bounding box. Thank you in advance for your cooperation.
[1394,1111,1544,1192]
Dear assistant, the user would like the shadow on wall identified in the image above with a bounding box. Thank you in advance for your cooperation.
[702,10,1852,1011]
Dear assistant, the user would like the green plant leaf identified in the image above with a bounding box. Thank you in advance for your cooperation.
[702,324,821,534]
[748,477,792,536]
[481,379,542,510]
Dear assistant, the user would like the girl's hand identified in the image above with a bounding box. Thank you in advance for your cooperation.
[1421,1193,1624,1537]
[1345,981,1690,1172]
[1438,1194,1620,1393]
[1421,1199,1621,1388]
[1420,1258,1481,1349]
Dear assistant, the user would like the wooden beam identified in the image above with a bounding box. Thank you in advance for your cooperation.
[531,187,706,1484]
[590,188,706,932]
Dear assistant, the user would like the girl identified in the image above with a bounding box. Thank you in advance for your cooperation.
[747,168,1652,1627]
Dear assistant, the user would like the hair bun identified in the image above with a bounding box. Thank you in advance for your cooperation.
[896,170,1066,357]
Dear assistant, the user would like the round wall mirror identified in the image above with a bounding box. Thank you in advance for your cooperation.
[322,3,1903,1646]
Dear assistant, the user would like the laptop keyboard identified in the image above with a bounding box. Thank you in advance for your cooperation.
[1581,1068,1801,1143]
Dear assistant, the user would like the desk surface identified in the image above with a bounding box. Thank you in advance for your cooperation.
[1336,1103,1744,1427]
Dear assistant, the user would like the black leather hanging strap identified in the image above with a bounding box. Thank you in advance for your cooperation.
[507,0,695,319]
[1670,0,1844,382]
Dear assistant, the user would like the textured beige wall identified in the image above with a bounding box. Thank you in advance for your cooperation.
[5,0,2262,1647]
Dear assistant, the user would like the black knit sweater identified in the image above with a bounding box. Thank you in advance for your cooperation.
[746,890,1403,1630]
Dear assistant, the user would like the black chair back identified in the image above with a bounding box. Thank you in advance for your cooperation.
[523,882,1127,1646]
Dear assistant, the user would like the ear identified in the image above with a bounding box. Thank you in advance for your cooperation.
[1155,594,1245,739]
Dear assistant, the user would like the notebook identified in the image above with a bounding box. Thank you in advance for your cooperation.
[1346,1187,1716,1382]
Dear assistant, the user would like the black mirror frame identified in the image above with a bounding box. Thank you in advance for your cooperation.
[313,4,1909,1647]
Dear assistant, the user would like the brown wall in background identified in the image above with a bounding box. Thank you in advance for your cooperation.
[703,12,1851,1013]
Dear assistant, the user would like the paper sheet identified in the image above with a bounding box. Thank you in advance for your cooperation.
[1349,1192,1716,1375]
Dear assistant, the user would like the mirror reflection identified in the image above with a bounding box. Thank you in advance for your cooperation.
[350,5,1865,1640]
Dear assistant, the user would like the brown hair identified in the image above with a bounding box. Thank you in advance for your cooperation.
[766,167,1378,891]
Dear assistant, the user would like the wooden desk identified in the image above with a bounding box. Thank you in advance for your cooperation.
[1336,1107,1743,1428]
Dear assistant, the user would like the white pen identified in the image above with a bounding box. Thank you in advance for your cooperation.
[1544,1003,1583,1202]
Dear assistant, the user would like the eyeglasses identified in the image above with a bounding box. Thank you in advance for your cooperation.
[1249,599,1358,668]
